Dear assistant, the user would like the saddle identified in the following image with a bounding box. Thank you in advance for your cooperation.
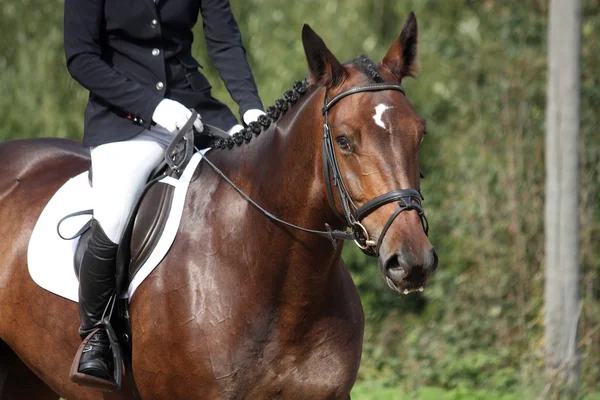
[74,162,177,286]
[69,117,228,395]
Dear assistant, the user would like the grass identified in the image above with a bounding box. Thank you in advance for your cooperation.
[59,385,600,399]
[351,384,523,400]
[351,382,600,400]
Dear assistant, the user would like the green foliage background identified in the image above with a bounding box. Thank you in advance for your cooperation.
[2,0,599,398]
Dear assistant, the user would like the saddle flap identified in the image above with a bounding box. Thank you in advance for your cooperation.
[128,181,175,279]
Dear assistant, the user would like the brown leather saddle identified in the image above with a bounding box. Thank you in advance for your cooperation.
[74,170,176,280]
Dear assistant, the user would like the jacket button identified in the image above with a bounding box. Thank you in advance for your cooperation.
[151,19,158,28]
[152,48,160,57]
[156,81,164,90]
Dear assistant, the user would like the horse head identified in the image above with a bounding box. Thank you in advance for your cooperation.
[302,13,438,294]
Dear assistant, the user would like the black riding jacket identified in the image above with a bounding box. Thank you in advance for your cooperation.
[64,0,264,146]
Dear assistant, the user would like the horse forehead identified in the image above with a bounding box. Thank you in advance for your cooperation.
[334,87,421,131]
[363,101,422,134]
[372,103,392,129]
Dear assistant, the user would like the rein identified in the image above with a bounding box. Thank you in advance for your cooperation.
[200,82,428,256]
[201,156,354,247]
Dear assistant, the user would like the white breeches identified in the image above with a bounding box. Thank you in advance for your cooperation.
[90,131,174,244]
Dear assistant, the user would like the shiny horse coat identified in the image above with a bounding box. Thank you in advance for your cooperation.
[0,14,436,399]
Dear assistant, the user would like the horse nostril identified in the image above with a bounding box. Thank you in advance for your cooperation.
[384,255,408,281]
[426,248,439,275]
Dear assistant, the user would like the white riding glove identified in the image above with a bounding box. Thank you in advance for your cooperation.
[152,99,203,133]
[243,109,266,125]
[227,124,245,136]
[227,109,267,136]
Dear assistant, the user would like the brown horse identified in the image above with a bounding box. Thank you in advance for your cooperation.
[0,14,436,400]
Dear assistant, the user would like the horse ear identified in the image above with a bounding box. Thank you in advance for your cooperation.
[302,24,347,87]
[381,12,419,80]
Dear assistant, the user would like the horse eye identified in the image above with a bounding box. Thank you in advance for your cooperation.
[336,136,352,152]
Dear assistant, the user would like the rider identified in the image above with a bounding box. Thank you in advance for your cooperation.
[64,0,264,381]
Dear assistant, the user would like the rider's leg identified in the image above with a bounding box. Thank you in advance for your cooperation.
[91,139,167,243]
[77,138,165,379]
[77,219,119,379]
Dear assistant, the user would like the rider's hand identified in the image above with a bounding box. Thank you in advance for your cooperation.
[226,109,266,136]
[243,109,266,125]
[152,99,203,133]
[228,124,244,136]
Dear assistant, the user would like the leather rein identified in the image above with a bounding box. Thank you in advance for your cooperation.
[200,82,428,257]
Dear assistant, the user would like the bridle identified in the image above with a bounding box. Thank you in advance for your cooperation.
[321,83,428,256]
[200,82,428,257]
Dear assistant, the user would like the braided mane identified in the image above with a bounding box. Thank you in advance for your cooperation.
[347,55,384,83]
[212,56,382,150]
[212,79,309,150]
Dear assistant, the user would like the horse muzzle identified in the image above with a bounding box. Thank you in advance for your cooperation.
[380,246,438,294]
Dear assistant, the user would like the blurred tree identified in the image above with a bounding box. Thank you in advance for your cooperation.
[544,0,582,395]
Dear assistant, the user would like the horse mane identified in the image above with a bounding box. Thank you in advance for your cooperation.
[212,55,381,151]
[212,79,310,150]
[346,55,384,83]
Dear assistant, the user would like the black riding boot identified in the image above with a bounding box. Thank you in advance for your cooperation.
[77,219,118,379]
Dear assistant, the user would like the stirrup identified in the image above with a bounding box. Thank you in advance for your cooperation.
[70,328,118,391]
[70,295,124,391]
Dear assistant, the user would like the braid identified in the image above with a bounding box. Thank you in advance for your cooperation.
[213,78,309,150]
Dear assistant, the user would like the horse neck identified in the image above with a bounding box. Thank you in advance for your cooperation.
[207,86,346,302]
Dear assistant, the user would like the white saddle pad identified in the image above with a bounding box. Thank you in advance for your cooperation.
[27,151,204,302]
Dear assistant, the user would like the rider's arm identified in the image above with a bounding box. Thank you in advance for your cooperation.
[63,0,163,130]
[200,0,264,119]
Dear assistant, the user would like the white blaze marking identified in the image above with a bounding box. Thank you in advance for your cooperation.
[373,104,391,130]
